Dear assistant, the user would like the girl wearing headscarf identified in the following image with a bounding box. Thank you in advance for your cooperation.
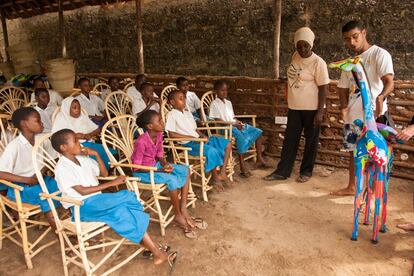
[52,97,114,169]
[265,27,330,183]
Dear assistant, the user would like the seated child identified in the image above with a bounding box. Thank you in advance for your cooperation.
[33,88,56,133]
[166,90,233,190]
[75,78,106,127]
[51,129,177,267]
[176,77,202,120]
[101,76,123,101]
[131,82,160,116]
[132,110,207,238]
[52,97,115,170]
[0,107,60,227]
[30,77,63,106]
[126,74,147,104]
[209,80,268,177]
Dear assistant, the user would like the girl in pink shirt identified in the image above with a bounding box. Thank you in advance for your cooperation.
[132,110,207,238]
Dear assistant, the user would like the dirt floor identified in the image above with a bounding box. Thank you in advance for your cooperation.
[0,160,413,276]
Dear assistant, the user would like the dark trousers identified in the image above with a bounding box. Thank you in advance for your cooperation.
[275,109,320,178]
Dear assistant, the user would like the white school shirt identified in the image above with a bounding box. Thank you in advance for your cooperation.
[34,104,56,133]
[30,89,63,106]
[75,93,104,116]
[287,52,330,110]
[126,86,159,115]
[0,134,57,177]
[338,45,394,124]
[165,109,199,142]
[186,91,201,113]
[209,98,236,123]
[55,155,101,208]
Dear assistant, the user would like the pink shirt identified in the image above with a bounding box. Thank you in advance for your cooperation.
[131,132,164,167]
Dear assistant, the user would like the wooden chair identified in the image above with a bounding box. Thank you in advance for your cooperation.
[0,98,28,116]
[0,86,28,104]
[123,81,135,92]
[101,115,196,236]
[0,131,57,269]
[33,133,146,276]
[104,91,133,119]
[200,91,257,163]
[160,101,233,202]
[160,85,178,104]
[0,114,17,153]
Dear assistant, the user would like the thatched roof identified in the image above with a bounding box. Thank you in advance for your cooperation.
[0,0,126,20]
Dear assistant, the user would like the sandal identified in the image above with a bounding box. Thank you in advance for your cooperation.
[296,175,311,183]
[192,217,208,230]
[183,228,197,239]
[168,251,179,275]
[142,243,171,259]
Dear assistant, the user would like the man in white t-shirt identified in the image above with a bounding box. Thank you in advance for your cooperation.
[331,20,395,196]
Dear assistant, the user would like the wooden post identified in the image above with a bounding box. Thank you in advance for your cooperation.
[0,9,10,61]
[273,0,282,79]
[135,0,145,74]
[58,0,67,58]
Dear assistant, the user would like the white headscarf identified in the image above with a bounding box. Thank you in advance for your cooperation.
[294,27,315,49]
[51,97,98,134]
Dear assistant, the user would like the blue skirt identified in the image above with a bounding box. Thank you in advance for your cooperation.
[75,190,149,244]
[7,176,60,213]
[187,136,229,172]
[81,141,116,170]
[133,162,189,191]
[233,124,262,154]
[91,117,108,128]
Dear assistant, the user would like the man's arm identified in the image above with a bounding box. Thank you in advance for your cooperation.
[338,87,349,120]
[375,74,394,118]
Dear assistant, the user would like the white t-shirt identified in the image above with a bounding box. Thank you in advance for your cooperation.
[186,91,201,113]
[0,134,57,177]
[55,155,101,208]
[34,104,56,133]
[30,89,63,106]
[75,93,104,116]
[338,45,394,124]
[209,98,236,123]
[165,109,199,142]
[287,52,330,110]
[126,86,159,115]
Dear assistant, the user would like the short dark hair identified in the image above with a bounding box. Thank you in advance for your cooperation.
[135,74,146,82]
[136,110,159,130]
[78,77,90,86]
[33,77,44,85]
[11,107,38,130]
[34,88,49,97]
[108,76,118,85]
[176,77,188,87]
[214,79,228,91]
[139,82,152,91]
[342,20,366,33]
[168,89,185,103]
[51,129,74,153]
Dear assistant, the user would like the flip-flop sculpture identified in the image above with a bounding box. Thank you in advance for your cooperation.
[329,57,403,243]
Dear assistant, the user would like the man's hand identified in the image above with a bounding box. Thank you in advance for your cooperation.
[313,109,324,126]
[397,124,414,142]
[375,95,384,118]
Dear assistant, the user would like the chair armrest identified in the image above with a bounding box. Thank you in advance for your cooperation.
[40,193,83,206]
[201,120,232,126]
[110,162,158,171]
[97,176,119,181]
[165,137,208,143]
[0,179,23,191]
[163,144,192,151]
[197,126,231,131]
[234,114,257,119]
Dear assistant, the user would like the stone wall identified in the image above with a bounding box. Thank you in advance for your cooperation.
[0,0,413,79]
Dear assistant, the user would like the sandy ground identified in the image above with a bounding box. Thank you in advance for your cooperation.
[0,160,413,276]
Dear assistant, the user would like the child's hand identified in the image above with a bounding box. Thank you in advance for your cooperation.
[81,147,98,157]
[27,175,38,185]
[235,121,244,130]
[76,133,85,139]
[113,175,127,185]
[162,164,174,173]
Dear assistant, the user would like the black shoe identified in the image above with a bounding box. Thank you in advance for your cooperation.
[263,173,287,181]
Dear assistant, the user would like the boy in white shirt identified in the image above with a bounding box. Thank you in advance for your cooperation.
[209,80,269,177]
[133,82,160,116]
[166,90,233,190]
[30,77,63,106]
[176,77,203,120]
[33,88,56,133]
[100,76,123,101]
[75,78,106,127]
[51,129,176,266]
[331,20,395,196]
[0,107,60,228]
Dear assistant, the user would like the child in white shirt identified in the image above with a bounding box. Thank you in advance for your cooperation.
[30,77,63,106]
[176,77,202,120]
[33,88,56,133]
[75,78,106,127]
[209,80,269,177]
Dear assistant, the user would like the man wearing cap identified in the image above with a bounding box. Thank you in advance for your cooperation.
[265,27,330,183]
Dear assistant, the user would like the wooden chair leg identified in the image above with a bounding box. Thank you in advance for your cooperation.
[20,213,33,269]
[58,232,69,276]
[153,192,166,236]
[0,206,3,250]
[78,235,92,276]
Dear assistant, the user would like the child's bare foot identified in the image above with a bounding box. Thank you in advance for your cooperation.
[397,223,414,231]
[174,214,189,230]
[181,209,196,229]
[153,250,169,265]
[220,174,234,188]
[330,187,355,196]
[255,161,272,170]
